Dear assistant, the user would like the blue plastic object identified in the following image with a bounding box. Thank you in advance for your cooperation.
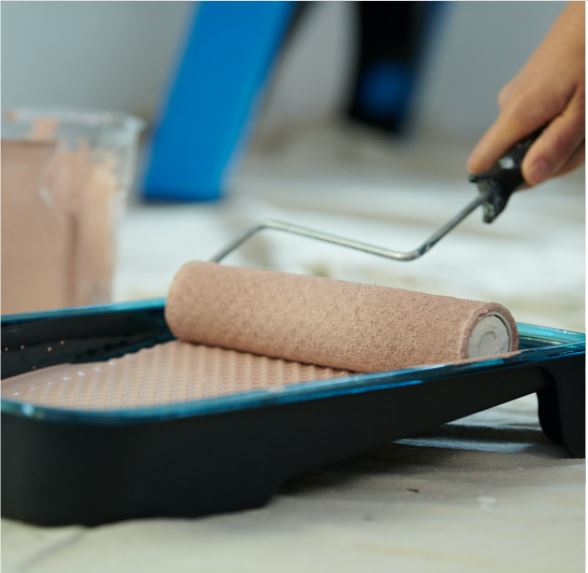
[143,1,294,201]
[358,61,414,117]
[350,2,447,133]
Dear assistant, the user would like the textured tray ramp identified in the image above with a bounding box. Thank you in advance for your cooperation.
[1,341,350,409]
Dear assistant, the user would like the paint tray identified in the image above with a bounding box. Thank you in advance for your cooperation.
[1,300,584,526]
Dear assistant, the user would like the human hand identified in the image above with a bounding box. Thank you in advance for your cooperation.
[468,2,585,186]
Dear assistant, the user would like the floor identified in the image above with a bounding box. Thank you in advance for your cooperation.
[2,123,585,572]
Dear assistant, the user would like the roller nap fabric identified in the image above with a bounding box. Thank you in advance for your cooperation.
[166,262,518,373]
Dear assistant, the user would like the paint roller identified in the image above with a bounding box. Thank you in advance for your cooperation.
[166,262,517,373]
[167,133,538,370]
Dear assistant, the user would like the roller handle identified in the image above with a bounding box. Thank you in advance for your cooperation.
[469,129,542,223]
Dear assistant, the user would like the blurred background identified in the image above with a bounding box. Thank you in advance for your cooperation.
[1,1,584,329]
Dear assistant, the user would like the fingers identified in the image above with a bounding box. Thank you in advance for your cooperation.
[468,2,585,183]
[552,142,585,178]
[497,75,524,110]
[521,90,585,184]
[467,85,575,175]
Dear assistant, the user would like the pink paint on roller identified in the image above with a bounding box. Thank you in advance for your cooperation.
[166,262,519,373]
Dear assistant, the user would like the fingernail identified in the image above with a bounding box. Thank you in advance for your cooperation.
[528,158,551,183]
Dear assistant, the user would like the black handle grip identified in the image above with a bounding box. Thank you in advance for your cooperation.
[469,129,542,223]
